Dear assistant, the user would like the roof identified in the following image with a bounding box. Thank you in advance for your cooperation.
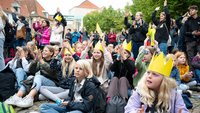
[76,0,99,9]
[0,0,52,20]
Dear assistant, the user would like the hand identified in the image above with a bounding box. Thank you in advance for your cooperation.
[37,49,42,61]
[62,101,69,106]
[164,0,167,6]
[144,38,149,47]
[20,50,26,58]
[125,11,130,17]
[137,105,145,113]
[192,31,199,36]
[10,7,16,13]
[139,19,143,26]
[178,108,182,113]
[90,36,94,41]
[155,7,160,11]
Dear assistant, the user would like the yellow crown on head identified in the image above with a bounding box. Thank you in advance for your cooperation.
[94,41,104,52]
[148,52,173,77]
[55,15,62,22]
[63,48,71,55]
[122,40,132,53]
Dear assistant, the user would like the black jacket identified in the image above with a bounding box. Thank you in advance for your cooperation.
[110,59,135,87]
[124,17,148,42]
[64,77,97,113]
[184,16,200,42]
[152,6,171,43]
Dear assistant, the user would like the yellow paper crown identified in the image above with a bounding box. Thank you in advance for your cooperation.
[122,40,132,53]
[148,52,173,77]
[55,15,62,22]
[94,41,104,52]
[63,48,71,55]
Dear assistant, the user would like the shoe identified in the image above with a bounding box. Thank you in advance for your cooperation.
[16,95,34,108]
[4,94,22,106]
[182,90,192,97]
[38,94,46,101]
[189,86,200,92]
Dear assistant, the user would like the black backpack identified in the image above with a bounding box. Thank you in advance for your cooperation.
[0,66,17,101]
[106,95,127,113]
[94,87,107,113]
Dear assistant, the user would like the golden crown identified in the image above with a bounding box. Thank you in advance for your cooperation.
[94,41,104,52]
[122,40,132,53]
[55,15,62,22]
[148,52,173,77]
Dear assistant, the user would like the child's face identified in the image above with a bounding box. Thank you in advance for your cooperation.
[92,49,102,60]
[42,47,53,59]
[74,63,85,79]
[146,71,163,91]
[82,41,88,49]
[75,43,83,53]
[177,55,186,65]
[54,48,59,56]
[64,54,73,63]
[143,49,152,62]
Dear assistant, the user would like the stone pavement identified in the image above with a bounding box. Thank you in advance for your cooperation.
[14,93,200,113]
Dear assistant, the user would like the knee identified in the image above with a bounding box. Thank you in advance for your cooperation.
[39,104,50,112]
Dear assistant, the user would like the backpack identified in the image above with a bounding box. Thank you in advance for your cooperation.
[0,102,15,113]
[16,22,26,39]
[106,95,127,113]
[94,87,107,113]
[0,66,17,101]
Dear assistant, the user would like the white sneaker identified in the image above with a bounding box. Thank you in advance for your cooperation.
[4,94,22,105]
[16,95,34,108]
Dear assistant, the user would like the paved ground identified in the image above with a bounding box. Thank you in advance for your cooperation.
[14,92,200,113]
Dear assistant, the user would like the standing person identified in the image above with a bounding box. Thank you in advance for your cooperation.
[124,11,148,58]
[0,6,7,71]
[72,29,80,45]
[152,0,171,55]
[184,5,200,68]
[125,52,189,113]
[65,28,72,45]
[108,29,117,45]
[33,20,51,50]
[39,60,96,113]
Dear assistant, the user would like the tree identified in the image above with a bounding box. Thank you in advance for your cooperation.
[83,6,125,33]
[126,0,200,23]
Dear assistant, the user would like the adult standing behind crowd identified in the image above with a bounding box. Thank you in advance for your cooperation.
[0,6,7,71]
[184,5,200,68]
[152,0,171,55]
[124,11,148,58]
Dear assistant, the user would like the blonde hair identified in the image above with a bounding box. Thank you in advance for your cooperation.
[62,54,76,77]
[137,72,177,112]
[76,60,93,78]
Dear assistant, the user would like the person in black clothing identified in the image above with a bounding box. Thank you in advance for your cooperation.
[124,11,148,59]
[184,5,200,69]
[107,41,135,101]
[65,28,72,45]
[40,60,96,113]
[152,0,170,55]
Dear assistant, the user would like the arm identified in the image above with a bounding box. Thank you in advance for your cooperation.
[164,6,171,31]
[124,17,131,28]
[174,92,189,113]
[135,49,146,70]
[103,49,113,70]
[0,17,4,31]
[152,11,159,26]
[28,60,40,75]
[140,22,148,35]
[124,91,143,113]
[21,57,31,72]
[176,16,183,29]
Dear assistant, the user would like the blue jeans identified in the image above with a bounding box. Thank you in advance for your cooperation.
[159,43,167,55]
[40,103,83,113]
[0,38,5,71]
[19,75,56,92]
[195,69,200,83]
[14,68,27,89]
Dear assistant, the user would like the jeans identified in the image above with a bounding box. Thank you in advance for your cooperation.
[159,43,167,55]
[0,38,5,71]
[40,103,83,113]
[19,75,56,92]
[14,68,27,89]
[195,69,200,83]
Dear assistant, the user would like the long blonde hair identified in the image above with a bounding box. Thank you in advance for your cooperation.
[137,72,177,112]
[61,58,75,77]
[76,60,93,78]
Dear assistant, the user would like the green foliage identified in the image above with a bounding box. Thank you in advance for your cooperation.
[127,0,200,22]
[83,6,124,33]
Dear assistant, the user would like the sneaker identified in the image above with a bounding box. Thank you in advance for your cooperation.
[16,95,34,108]
[4,94,22,105]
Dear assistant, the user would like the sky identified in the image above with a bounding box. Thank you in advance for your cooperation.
[37,0,133,15]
